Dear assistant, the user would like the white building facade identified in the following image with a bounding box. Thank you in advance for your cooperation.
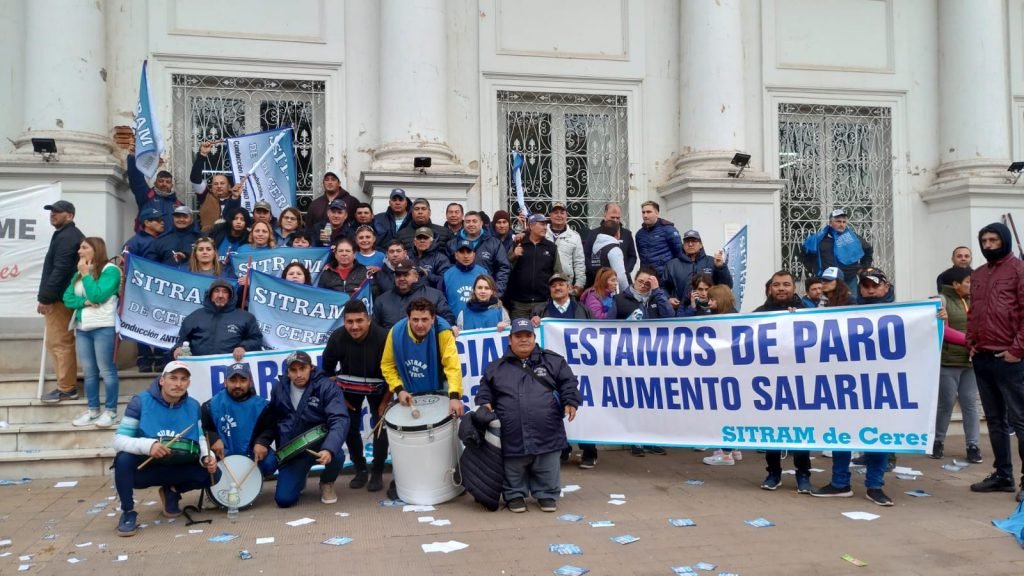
[2,0,1024,321]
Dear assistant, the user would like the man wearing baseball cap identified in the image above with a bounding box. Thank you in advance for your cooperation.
[306,171,357,236]
[252,200,274,226]
[373,257,455,329]
[446,210,511,295]
[802,208,873,293]
[201,362,275,478]
[663,228,733,315]
[397,198,451,251]
[371,188,413,249]
[476,317,580,513]
[507,213,561,319]
[38,200,85,403]
[545,202,586,294]
[152,206,199,269]
[123,207,170,373]
[252,350,349,507]
[126,140,183,233]
[112,361,219,536]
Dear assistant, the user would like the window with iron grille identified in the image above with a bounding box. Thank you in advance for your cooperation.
[778,103,894,281]
[171,74,326,212]
[497,90,630,233]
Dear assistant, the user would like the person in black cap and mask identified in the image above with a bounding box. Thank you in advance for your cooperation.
[967,222,1024,502]
[201,362,276,478]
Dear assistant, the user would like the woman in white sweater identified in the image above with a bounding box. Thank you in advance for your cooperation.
[63,237,122,427]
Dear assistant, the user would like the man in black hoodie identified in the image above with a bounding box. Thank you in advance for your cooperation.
[171,280,263,360]
[322,300,391,493]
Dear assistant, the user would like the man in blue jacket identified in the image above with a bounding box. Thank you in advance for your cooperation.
[172,279,263,361]
[476,318,579,513]
[152,206,200,269]
[127,140,184,233]
[663,229,732,313]
[801,208,873,293]
[200,362,275,478]
[635,201,684,277]
[252,350,349,507]
[112,361,219,536]
[446,211,511,296]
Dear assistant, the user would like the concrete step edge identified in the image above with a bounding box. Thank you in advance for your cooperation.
[0,448,115,462]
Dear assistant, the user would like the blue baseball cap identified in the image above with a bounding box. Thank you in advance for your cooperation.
[141,207,163,221]
[510,317,534,335]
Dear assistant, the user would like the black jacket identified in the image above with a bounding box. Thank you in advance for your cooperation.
[373,279,456,329]
[446,230,512,295]
[173,279,263,356]
[317,262,369,297]
[397,221,452,253]
[322,322,389,379]
[152,225,200,268]
[507,237,560,303]
[476,345,579,457]
[38,222,85,304]
[412,243,452,289]
[753,294,808,312]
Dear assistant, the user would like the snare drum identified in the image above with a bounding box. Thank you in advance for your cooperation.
[206,455,263,509]
[276,425,327,463]
[162,438,200,465]
[383,394,464,505]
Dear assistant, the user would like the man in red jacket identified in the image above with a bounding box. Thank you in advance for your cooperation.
[966,222,1024,502]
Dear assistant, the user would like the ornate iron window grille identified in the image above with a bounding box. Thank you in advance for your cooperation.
[171,74,326,212]
[497,90,629,233]
[778,103,894,282]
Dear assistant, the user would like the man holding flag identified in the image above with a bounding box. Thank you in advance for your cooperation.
[129,60,180,233]
[226,127,297,220]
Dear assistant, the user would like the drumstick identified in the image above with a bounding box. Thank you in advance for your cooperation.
[238,459,260,488]
[204,431,216,486]
[137,423,195,470]
[305,449,321,458]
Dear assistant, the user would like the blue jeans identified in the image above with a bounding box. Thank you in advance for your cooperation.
[113,452,219,512]
[273,451,343,508]
[973,352,1024,480]
[76,327,119,411]
[831,451,888,489]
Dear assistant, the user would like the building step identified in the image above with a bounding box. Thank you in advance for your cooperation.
[0,396,133,425]
[0,448,114,479]
[0,371,154,400]
[0,421,117,451]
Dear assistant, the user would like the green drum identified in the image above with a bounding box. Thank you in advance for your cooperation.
[163,438,200,465]
[276,425,327,463]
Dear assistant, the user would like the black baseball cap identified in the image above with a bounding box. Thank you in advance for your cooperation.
[285,350,312,367]
[44,200,75,215]
[226,363,251,379]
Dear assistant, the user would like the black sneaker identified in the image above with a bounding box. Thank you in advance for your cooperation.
[865,488,893,506]
[630,445,645,457]
[349,467,368,489]
[139,364,155,373]
[646,446,667,455]
[970,473,1016,493]
[810,484,853,498]
[929,441,944,460]
[538,498,557,512]
[387,480,398,500]
[851,454,867,466]
[40,388,78,403]
[579,456,597,469]
[367,471,384,492]
[760,473,781,491]
[966,445,983,464]
[117,510,138,537]
[507,497,527,513]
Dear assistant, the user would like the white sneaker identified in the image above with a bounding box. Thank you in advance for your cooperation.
[95,410,118,428]
[732,450,743,461]
[703,452,735,466]
[72,410,99,427]
[821,451,833,458]
[320,482,338,504]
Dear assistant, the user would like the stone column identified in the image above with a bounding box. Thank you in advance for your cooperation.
[373,0,456,170]
[673,0,745,176]
[14,0,112,158]
[935,0,1011,182]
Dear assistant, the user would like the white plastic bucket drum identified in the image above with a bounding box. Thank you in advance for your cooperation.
[207,455,263,509]
[384,394,464,505]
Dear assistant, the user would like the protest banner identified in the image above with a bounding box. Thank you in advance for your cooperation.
[181,303,941,453]
[226,127,296,218]
[229,246,330,283]
[117,255,233,348]
[723,225,747,310]
[543,301,942,453]
[247,270,349,349]
[0,183,60,317]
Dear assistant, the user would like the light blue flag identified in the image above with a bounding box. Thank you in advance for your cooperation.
[723,225,748,310]
[133,60,165,180]
[512,151,530,218]
[117,254,235,348]
[229,246,330,284]
[247,270,349,349]
[353,277,373,317]
[226,127,297,219]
